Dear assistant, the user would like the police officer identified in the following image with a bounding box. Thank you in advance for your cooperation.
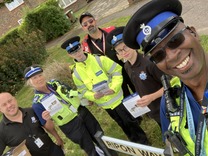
[0,92,65,156]
[61,36,148,144]
[24,65,104,156]
[79,12,136,99]
[106,26,164,128]
[123,0,208,155]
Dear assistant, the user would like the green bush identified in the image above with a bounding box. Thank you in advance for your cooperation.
[0,28,47,94]
[22,2,71,41]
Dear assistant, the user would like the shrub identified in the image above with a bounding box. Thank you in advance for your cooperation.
[43,60,77,90]
[0,28,47,94]
[22,2,71,41]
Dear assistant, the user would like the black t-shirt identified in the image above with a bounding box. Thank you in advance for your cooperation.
[124,53,164,116]
[0,108,53,156]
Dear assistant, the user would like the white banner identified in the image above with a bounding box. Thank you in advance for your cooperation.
[102,136,164,156]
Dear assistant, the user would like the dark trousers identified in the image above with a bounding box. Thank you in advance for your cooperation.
[59,116,99,156]
[78,106,103,146]
[49,143,65,156]
[105,104,148,144]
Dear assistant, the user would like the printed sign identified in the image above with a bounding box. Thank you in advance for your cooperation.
[123,93,150,118]
[41,94,63,116]
[102,136,164,156]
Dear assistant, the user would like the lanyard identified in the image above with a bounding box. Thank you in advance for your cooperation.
[178,85,207,156]
[195,83,208,156]
[91,33,105,54]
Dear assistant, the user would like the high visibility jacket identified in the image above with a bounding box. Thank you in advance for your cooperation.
[34,80,80,126]
[71,53,123,109]
[169,77,208,155]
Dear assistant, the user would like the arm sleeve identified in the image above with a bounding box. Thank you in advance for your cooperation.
[101,56,123,93]
[0,139,6,155]
[72,74,96,101]
[32,103,47,126]
[0,125,6,155]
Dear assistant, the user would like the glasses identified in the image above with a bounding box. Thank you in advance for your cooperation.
[68,45,81,54]
[116,45,130,54]
[82,18,94,27]
[149,27,188,64]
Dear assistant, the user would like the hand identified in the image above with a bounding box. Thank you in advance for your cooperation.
[136,95,153,107]
[42,111,51,121]
[103,89,115,95]
[94,92,104,99]
[56,137,64,149]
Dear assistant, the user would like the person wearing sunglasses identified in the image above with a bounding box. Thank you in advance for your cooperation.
[61,36,149,145]
[79,12,137,107]
[106,26,164,130]
[123,0,208,155]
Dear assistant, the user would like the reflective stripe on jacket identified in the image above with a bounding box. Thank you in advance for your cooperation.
[34,80,80,126]
[169,77,208,155]
[71,53,123,109]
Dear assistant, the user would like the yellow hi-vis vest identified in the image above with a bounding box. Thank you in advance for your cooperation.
[169,77,208,155]
[71,53,123,110]
[35,80,80,126]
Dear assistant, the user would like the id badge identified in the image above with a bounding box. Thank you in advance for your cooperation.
[69,105,77,113]
[34,137,44,148]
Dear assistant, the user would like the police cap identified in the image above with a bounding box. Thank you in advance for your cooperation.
[123,0,182,55]
[61,36,81,54]
[24,65,43,80]
[106,26,125,48]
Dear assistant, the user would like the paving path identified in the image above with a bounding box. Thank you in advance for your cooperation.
[46,0,208,48]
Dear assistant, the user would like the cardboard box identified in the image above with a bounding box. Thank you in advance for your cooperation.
[2,140,31,156]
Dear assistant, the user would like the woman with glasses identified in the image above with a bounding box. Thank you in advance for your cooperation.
[123,0,208,155]
[107,26,164,129]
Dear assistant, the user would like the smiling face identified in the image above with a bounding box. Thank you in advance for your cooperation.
[150,22,205,82]
[115,42,137,62]
[68,46,87,62]
[81,16,98,34]
[29,73,47,90]
[0,93,19,118]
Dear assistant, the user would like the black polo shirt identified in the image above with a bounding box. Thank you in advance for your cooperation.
[124,53,164,117]
[0,107,53,156]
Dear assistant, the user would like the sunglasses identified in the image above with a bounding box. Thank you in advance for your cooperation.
[68,45,81,54]
[149,27,188,64]
[82,18,94,27]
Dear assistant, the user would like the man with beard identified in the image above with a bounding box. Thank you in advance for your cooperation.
[79,12,136,100]
[123,0,208,155]
[0,92,64,156]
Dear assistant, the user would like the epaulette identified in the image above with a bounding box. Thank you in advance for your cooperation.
[49,79,56,83]
[33,94,41,103]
